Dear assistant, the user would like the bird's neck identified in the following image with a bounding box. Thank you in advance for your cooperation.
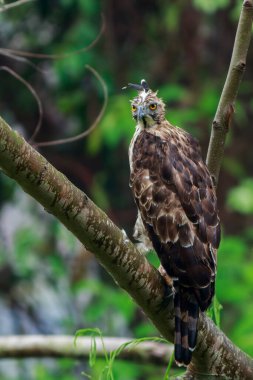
[136,119,175,137]
[137,117,157,129]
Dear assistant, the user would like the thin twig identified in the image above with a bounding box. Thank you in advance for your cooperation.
[31,65,108,146]
[0,0,35,12]
[0,50,50,73]
[0,14,105,144]
[206,0,253,183]
[0,66,42,138]
[185,3,253,377]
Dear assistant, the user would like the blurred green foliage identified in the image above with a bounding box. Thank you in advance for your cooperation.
[216,233,253,354]
[193,0,229,13]
[74,328,181,379]
[227,178,253,214]
[0,0,253,379]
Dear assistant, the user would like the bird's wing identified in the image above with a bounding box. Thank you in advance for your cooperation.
[148,128,220,308]
[130,128,220,297]
[160,130,221,251]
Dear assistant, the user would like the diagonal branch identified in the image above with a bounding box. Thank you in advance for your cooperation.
[206,0,253,183]
[0,2,253,379]
[0,117,252,379]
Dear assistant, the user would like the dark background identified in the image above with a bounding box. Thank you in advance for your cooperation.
[0,1,252,379]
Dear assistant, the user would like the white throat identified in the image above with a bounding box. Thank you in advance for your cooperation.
[138,116,156,129]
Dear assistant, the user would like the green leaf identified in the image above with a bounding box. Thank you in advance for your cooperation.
[78,0,98,16]
[164,350,175,380]
[206,295,222,327]
[87,95,134,154]
[193,0,229,13]
[134,322,157,338]
[164,5,180,32]
[197,85,218,117]
[158,84,187,102]
[227,178,253,214]
[90,174,110,211]
[223,157,246,179]
[216,236,252,304]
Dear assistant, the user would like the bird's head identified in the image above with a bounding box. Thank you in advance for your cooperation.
[123,79,166,128]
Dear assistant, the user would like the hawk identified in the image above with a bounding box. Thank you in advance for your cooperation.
[126,80,220,366]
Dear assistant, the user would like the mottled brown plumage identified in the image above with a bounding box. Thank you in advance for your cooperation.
[127,80,220,366]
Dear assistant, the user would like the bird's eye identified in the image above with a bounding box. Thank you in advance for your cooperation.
[131,105,137,112]
[149,103,157,110]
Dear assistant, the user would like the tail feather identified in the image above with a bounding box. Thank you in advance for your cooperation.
[173,281,199,366]
[174,283,182,362]
[188,299,199,350]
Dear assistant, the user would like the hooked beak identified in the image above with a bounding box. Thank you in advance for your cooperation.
[137,106,146,121]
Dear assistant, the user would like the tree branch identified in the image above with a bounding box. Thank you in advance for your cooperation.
[206,0,253,182]
[0,2,253,378]
[0,335,174,365]
[0,0,35,13]
[0,117,252,379]
[182,2,253,378]
[0,115,174,343]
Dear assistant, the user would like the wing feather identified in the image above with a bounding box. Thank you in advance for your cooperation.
[160,131,220,250]
[130,127,220,308]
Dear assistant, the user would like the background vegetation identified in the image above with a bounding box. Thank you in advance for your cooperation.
[0,0,252,379]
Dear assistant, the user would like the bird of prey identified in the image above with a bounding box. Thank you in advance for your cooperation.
[126,79,221,366]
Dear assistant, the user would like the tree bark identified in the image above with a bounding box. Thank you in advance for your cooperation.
[0,0,35,13]
[0,117,252,379]
[206,0,253,183]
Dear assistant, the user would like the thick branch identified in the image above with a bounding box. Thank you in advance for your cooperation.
[0,115,174,342]
[0,335,173,365]
[0,118,252,379]
[206,0,253,182]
